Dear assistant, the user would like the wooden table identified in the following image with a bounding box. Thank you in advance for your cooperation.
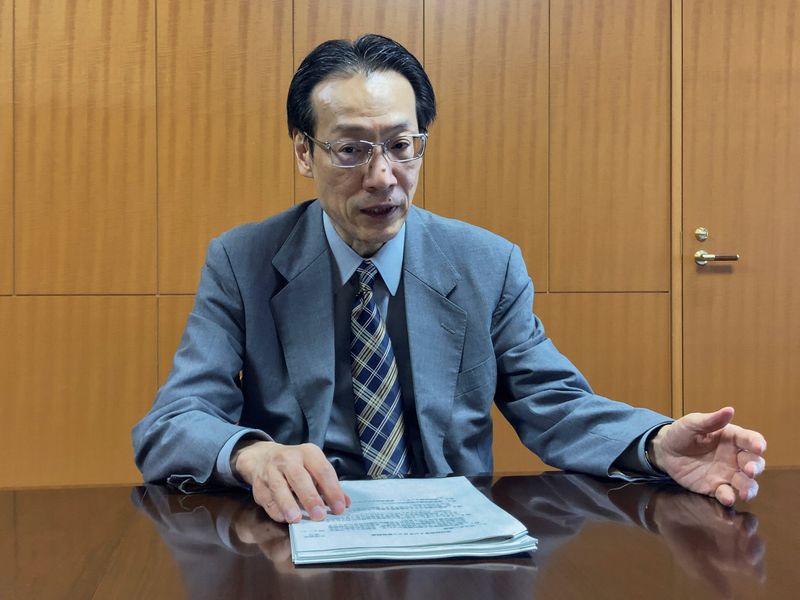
[1,469,797,599]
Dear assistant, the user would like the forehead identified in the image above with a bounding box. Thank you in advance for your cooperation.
[311,70,418,137]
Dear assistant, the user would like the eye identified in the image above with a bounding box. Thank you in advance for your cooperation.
[333,141,369,156]
[390,137,412,151]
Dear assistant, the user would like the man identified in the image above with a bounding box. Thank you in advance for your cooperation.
[133,35,766,524]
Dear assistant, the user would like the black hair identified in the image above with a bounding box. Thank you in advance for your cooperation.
[286,34,436,138]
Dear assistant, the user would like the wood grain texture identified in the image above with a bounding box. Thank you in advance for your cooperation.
[492,404,552,474]
[292,0,425,206]
[15,0,157,294]
[0,493,11,595]
[670,0,684,419]
[4,474,800,598]
[293,0,423,66]
[0,0,11,295]
[424,0,549,287]
[535,293,671,412]
[550,0,670,292]
[494,292,671,473]
[158,295,195,385]
[0,297,157,487]
[683,0,800,466]
[157,0,293,293]
[8,488,183,598]
[536,522,674,599]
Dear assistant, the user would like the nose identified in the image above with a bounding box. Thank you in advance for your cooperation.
[362,147,397,191]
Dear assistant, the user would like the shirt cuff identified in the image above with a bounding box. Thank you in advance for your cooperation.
[214,429,270,488]
[609,422,673,481]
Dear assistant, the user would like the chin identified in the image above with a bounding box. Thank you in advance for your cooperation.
[380,222,404,240]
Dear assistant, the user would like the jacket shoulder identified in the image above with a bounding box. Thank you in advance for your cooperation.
[215,200,315,254]
[410,206,516,266]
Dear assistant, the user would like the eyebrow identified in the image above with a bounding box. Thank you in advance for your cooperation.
[329,122,416,137]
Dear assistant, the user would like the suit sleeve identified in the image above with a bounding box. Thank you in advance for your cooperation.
[491,245,671,478]
[132,238,268,491]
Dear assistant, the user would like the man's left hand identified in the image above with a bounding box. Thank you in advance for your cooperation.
[649,406,766,506]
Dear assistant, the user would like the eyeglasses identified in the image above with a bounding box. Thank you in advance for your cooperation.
[303,132,428,168]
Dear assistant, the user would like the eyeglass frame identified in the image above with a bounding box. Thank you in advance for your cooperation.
[302,131,428,168]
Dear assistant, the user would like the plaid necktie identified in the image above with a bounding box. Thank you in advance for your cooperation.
[351,260,411,478]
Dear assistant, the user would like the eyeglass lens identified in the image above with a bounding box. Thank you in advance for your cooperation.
[329,136,425,167]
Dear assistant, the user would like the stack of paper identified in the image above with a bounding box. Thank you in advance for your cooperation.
[289,476,537,564]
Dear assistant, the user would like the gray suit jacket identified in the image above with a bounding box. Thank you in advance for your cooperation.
[133,200,668,488]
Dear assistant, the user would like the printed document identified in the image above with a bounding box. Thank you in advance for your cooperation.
[289,476,537,564]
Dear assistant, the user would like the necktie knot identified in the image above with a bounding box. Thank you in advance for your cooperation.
[355,261,379,306]
[356,260,378,291]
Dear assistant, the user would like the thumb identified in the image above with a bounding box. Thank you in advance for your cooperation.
[684,406,735,434]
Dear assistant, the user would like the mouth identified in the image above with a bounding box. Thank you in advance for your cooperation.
[361,204,400,218]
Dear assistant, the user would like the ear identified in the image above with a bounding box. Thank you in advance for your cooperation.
[292,130,314,179]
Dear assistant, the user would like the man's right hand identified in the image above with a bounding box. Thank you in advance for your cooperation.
[232,440,350,524]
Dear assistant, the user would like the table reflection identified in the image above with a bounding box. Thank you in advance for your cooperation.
[132,472,765,600]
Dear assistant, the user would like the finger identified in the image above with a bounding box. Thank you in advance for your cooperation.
[252,480,288,523]
[737,451,766,477]
[263,499,286,523]
[266,464,305,523]
[730,470,759,502]
[684,406,735,435]
[730,425,767,455]
[713,483,736,507]
[282,462,328,521]
[300,444,348,515]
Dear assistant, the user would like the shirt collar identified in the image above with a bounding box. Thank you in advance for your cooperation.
[322,209,404,295]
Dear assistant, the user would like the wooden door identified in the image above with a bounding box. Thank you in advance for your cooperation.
[683,1,800,466]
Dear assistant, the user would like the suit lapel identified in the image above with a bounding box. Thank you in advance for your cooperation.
[403,208,467,474]
[268,204,467,467]
[270,202,335,446]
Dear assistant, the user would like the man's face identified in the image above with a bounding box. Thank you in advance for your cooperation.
[293,71,421,257]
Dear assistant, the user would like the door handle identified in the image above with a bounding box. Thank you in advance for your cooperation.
[694,250,740,266]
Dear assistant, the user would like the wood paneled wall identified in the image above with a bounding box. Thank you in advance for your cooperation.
[1,0,14,295]
[0,0,671,487]
[0,297,156,486]
[425,0,549,284]
[550,0,670,292]
[157,0,293,293]
[15,0,157,294]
